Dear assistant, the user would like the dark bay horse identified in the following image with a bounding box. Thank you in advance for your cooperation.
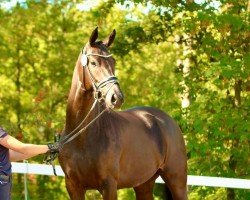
[58,27,187,200]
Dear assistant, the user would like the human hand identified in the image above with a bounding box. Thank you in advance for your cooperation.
[47,141,61,153]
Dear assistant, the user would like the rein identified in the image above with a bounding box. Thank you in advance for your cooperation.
[61,51,117,145]
[44,51,118,175]
[44,99,108,175]
[59,99,107,146]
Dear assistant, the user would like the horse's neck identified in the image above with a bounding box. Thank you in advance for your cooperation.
[66,90,94,130]
[64,60,105,133]
[64,74,104,133]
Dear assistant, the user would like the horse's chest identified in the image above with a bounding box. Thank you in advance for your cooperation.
[60,143,119,187]
[60,154,100,186]
[62,148,101,169]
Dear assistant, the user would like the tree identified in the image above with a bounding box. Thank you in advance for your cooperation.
[0,0,249,199]
[114,0,250,199]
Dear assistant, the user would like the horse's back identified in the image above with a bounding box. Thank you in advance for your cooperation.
[121,106,182,138]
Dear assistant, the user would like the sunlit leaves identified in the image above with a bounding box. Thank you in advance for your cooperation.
[0,0,249,199]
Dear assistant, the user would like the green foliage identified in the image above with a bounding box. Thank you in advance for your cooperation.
[0,0,249,199]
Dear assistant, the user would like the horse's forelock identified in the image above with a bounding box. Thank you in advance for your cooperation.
[84,41,108,54]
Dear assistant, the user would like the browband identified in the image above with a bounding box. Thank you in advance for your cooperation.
[81,53,112,67]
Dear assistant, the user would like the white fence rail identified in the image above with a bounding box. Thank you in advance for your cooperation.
[12,162,250,189]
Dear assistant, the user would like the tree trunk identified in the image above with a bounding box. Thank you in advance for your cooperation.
[15,47,22,133]
[15,44,24,199]
[226,80,242,200]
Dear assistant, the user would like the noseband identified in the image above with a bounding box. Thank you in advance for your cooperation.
[81,51,119,101]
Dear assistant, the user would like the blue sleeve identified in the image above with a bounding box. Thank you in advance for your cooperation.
[0,127,8,138]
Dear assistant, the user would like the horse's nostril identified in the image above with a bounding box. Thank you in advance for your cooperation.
[111,94,117,104]
[109,92,124,108]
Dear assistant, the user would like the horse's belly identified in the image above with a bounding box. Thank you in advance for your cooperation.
[117,146,163,188]
[117,167,159,188]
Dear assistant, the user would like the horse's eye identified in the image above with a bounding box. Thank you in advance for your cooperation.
[91,61,96,66]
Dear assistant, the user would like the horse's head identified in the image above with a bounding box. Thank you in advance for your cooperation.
[79,27,124,109]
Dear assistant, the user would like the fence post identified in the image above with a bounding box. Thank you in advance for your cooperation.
[23,160,28,200]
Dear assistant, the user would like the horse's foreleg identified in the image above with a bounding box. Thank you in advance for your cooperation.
[102,177,117,200]
[65,178,85,200]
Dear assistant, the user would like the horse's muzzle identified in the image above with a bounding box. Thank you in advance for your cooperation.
[105,84,124,109]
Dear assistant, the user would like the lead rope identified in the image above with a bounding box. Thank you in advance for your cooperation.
[43,151,58,176]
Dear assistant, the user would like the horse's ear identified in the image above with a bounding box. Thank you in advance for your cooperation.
[89,27,98,46]
[103,29,116,47]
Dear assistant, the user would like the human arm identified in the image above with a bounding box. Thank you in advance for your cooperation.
[0,134,49,162]
[9,149,44,162]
